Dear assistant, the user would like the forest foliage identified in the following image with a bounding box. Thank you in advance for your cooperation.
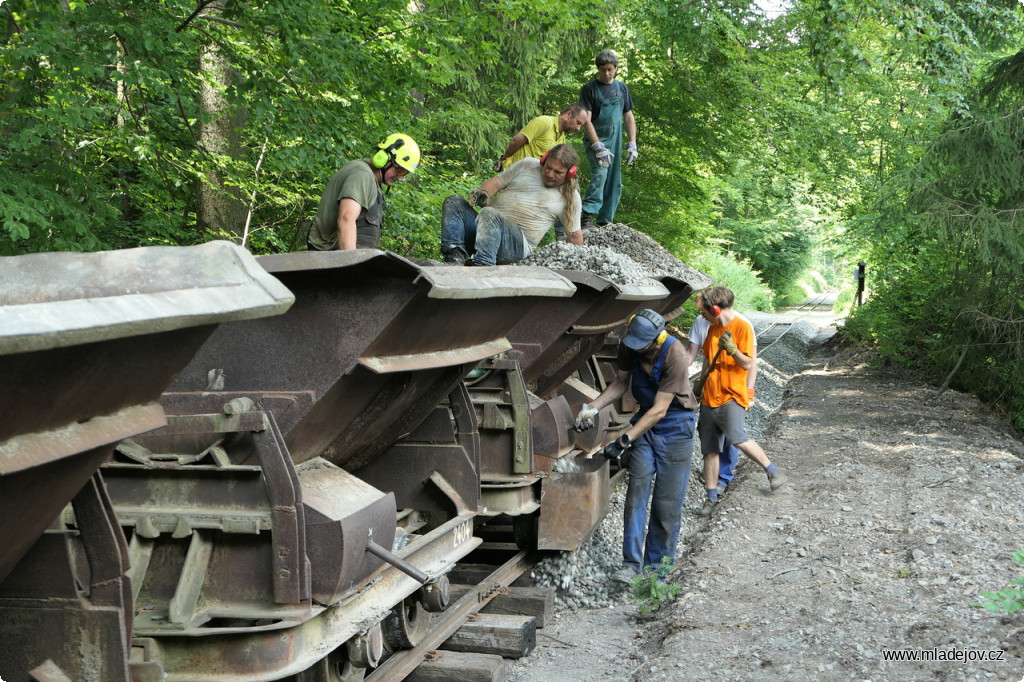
[2,0,1024,427]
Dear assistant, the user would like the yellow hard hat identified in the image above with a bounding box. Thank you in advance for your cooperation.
[372,133,420,173]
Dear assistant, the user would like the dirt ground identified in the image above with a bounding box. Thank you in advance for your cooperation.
[508,324,1024,681]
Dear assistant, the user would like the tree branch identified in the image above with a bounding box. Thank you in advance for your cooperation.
[176,0,221,33]
[241,136,269,249]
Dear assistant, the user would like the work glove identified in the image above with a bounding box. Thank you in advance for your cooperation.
[575,403,599,431]
[469,188,489,207]
[592,142,613,168]
[625,142,639,166]
[492,159,504,173]
[719,331,738,356]
[601,433,631,460]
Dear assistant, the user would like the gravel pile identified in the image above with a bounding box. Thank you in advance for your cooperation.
[581,224,713,289]
[526,319,817,610]
[516,223,713,289]
[516,242,654,286]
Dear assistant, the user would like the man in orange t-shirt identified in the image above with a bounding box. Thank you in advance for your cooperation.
[697,287,788,515]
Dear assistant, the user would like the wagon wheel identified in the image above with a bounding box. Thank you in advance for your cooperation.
[294,650,365,682]
[419,575,451,613]
[382,596,430,650]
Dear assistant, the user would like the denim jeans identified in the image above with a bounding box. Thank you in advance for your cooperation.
[622,409,696,571]
[440,195,529,266]
[718,440,739,487]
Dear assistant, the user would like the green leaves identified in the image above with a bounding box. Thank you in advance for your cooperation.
[974,551,1024,614]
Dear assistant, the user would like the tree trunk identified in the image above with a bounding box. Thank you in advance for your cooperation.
[196,13,248,242]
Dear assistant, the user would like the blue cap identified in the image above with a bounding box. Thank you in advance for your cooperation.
[622,309,665,350]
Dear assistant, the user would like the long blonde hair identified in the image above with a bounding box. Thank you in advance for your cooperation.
[545,143,580,229]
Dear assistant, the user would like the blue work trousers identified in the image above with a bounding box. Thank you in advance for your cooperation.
[622,410,696,572]
[719,440,739,487]
[440,195,528,266]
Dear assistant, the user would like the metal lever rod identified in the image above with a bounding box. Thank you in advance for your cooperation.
[365,539,430,584]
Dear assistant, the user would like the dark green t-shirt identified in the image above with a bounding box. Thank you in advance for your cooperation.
[308,160,384,250]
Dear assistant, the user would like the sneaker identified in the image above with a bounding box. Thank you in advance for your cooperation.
[716,483,728,497]
[698,498,718,516]
[768,468,788,491]
[611,566,639,584]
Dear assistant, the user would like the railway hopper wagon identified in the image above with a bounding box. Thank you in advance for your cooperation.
[466,270,674,551]
[102,250,581,680]
[0,242,707,682]
[0,242,295,682]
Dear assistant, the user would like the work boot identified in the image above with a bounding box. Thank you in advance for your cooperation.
[442,247,468,265]
[698,497,717,516]
[611,566,639,585]
[580,211,596,230]
[768,468,788,491]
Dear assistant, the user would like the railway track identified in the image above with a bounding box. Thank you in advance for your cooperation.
[755,291,836,348]
[361,461,633,681]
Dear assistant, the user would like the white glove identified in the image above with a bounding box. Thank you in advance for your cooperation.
[592,142,613,168]
[625,142,638,165]
[492,159,503,173]
[575,403,599,431]
[469,188,489,207]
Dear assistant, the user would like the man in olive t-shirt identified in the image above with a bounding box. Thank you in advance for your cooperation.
[307,133,420,251]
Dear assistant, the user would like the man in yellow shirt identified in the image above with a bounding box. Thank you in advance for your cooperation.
[493,104,589,171]
[698,286,788,515]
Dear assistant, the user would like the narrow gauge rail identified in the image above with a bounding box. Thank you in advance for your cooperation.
[756,291,835,348]
[0,242,706,682]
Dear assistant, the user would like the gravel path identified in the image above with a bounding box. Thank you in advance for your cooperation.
[507,319,1024,682]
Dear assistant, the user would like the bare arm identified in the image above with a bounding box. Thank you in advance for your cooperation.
[727,347,754,372]
[685,339,700,367]
[624,110,637,144]
[336,197,362,250]
[566,228,584,246]
[499,133,528,165]
[478,174,506,198]
[582,119,600,146]
[747,345,758,391]
[624,391,674,442]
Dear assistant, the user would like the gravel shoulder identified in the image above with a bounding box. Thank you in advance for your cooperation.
[508,318,1024,682]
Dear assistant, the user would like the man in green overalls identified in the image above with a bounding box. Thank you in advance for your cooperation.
[579,49,638,228]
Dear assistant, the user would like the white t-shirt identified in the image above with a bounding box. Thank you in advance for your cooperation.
[491,158,582,250]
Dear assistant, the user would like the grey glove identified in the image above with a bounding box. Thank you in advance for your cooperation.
[469,188,489,207]
[575,403,599,431]
[492,159,504,173]
[602,433,631,460]
[625,142,638,165]
[592,142,613,168]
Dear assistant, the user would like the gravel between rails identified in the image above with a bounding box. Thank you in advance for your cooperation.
[508,325,1024,682]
